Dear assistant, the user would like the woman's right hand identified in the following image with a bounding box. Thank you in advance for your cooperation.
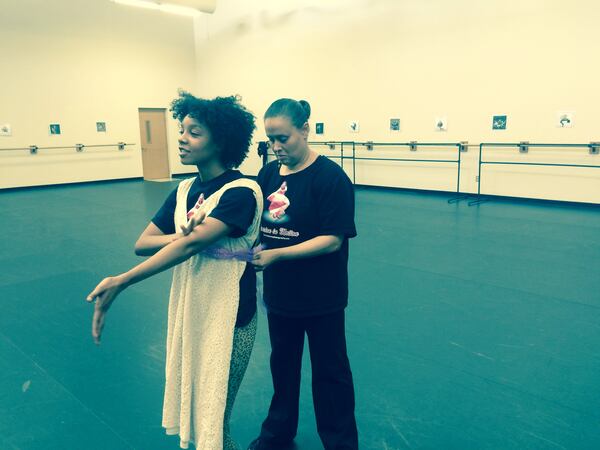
[252,248,282,271]
[86,274,129,344]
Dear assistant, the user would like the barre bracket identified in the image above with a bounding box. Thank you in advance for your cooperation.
[519,141,529,154]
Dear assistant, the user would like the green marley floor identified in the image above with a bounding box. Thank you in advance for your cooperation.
[1,179,599,450]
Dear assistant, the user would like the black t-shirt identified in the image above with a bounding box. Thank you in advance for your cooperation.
[152,170,258,328]
[257,156,357,317]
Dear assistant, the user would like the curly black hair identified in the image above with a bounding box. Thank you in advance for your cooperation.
[170,91,256,169]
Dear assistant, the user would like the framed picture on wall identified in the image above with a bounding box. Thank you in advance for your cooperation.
[434,117,447,132]
[0,123,11,136]
[49,124,61,135]
[96,122,107,132]
[349,121,360,133]
[492,115,507,130]
[390,118,400,132]
[557,111,574,128]
[315,122,324,135]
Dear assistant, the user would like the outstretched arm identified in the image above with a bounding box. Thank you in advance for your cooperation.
[127,216,229,285]
[86,216,230,344]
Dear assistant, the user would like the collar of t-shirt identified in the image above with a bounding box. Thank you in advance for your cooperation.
[195,169,240,191]
[186,169,241,212]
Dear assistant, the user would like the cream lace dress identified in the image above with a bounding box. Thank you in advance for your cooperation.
[162,177,263,449]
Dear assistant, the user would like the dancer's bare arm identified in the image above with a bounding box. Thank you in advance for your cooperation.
[87,216,229,344]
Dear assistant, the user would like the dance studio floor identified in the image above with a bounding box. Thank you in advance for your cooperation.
[1,178,599,449]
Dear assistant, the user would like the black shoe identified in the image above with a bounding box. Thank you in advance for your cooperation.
[247,437,295,450]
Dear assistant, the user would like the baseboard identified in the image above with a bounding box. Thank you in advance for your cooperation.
[354,184,600,208]
[0,176,144,192]
[5,176,596,208]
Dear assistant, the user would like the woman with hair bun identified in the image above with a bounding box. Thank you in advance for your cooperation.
[248,98,359,450]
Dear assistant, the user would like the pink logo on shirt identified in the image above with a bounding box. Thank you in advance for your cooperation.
[267,182,290,220]
[187,193,205,219]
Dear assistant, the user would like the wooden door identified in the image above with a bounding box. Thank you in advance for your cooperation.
[138,108,170,180]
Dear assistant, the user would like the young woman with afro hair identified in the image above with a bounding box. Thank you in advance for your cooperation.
[87,92,263,450]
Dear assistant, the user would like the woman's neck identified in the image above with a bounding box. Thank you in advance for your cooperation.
[281,149,317,175]
[196,161,227,183]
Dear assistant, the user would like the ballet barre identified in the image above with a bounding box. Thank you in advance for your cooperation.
[470,142,600,205]
[0,142,135,154]
[258,140,349,167]
[308,141,350,166]
[351,141,465,202]
[258,140,465,202]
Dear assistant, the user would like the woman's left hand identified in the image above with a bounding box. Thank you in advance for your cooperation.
[251,248,282,271]
[180,210,206,236]
[86,275,128,344]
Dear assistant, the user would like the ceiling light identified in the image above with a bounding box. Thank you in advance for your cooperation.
[110,0,216,16]
[112,0,159,11]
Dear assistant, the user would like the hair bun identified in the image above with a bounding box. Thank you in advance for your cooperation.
[264,98,311,128]
[298,100,311,121]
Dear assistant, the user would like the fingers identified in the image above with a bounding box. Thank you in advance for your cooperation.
[86,287,99,302]
[86,278,110,303]
[250,256,264,271]
[87,278,116,344]
[250,245,265,271]
[180,214,201,236]
[87,288,106,303]
[87,291,106,310]
[184,211,207,235]
[180,223,192,236]
[92,308,105,345]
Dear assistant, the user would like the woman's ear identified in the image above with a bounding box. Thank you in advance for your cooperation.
[301,122,310,140]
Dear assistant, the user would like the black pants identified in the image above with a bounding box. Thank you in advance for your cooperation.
[259,310,359,450]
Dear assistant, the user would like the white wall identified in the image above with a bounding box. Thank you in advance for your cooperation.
[2,0,598,202]
[193,0,600,203]
[0,0,197,189]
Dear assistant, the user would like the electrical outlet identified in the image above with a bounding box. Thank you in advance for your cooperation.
[475,176,479,182]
